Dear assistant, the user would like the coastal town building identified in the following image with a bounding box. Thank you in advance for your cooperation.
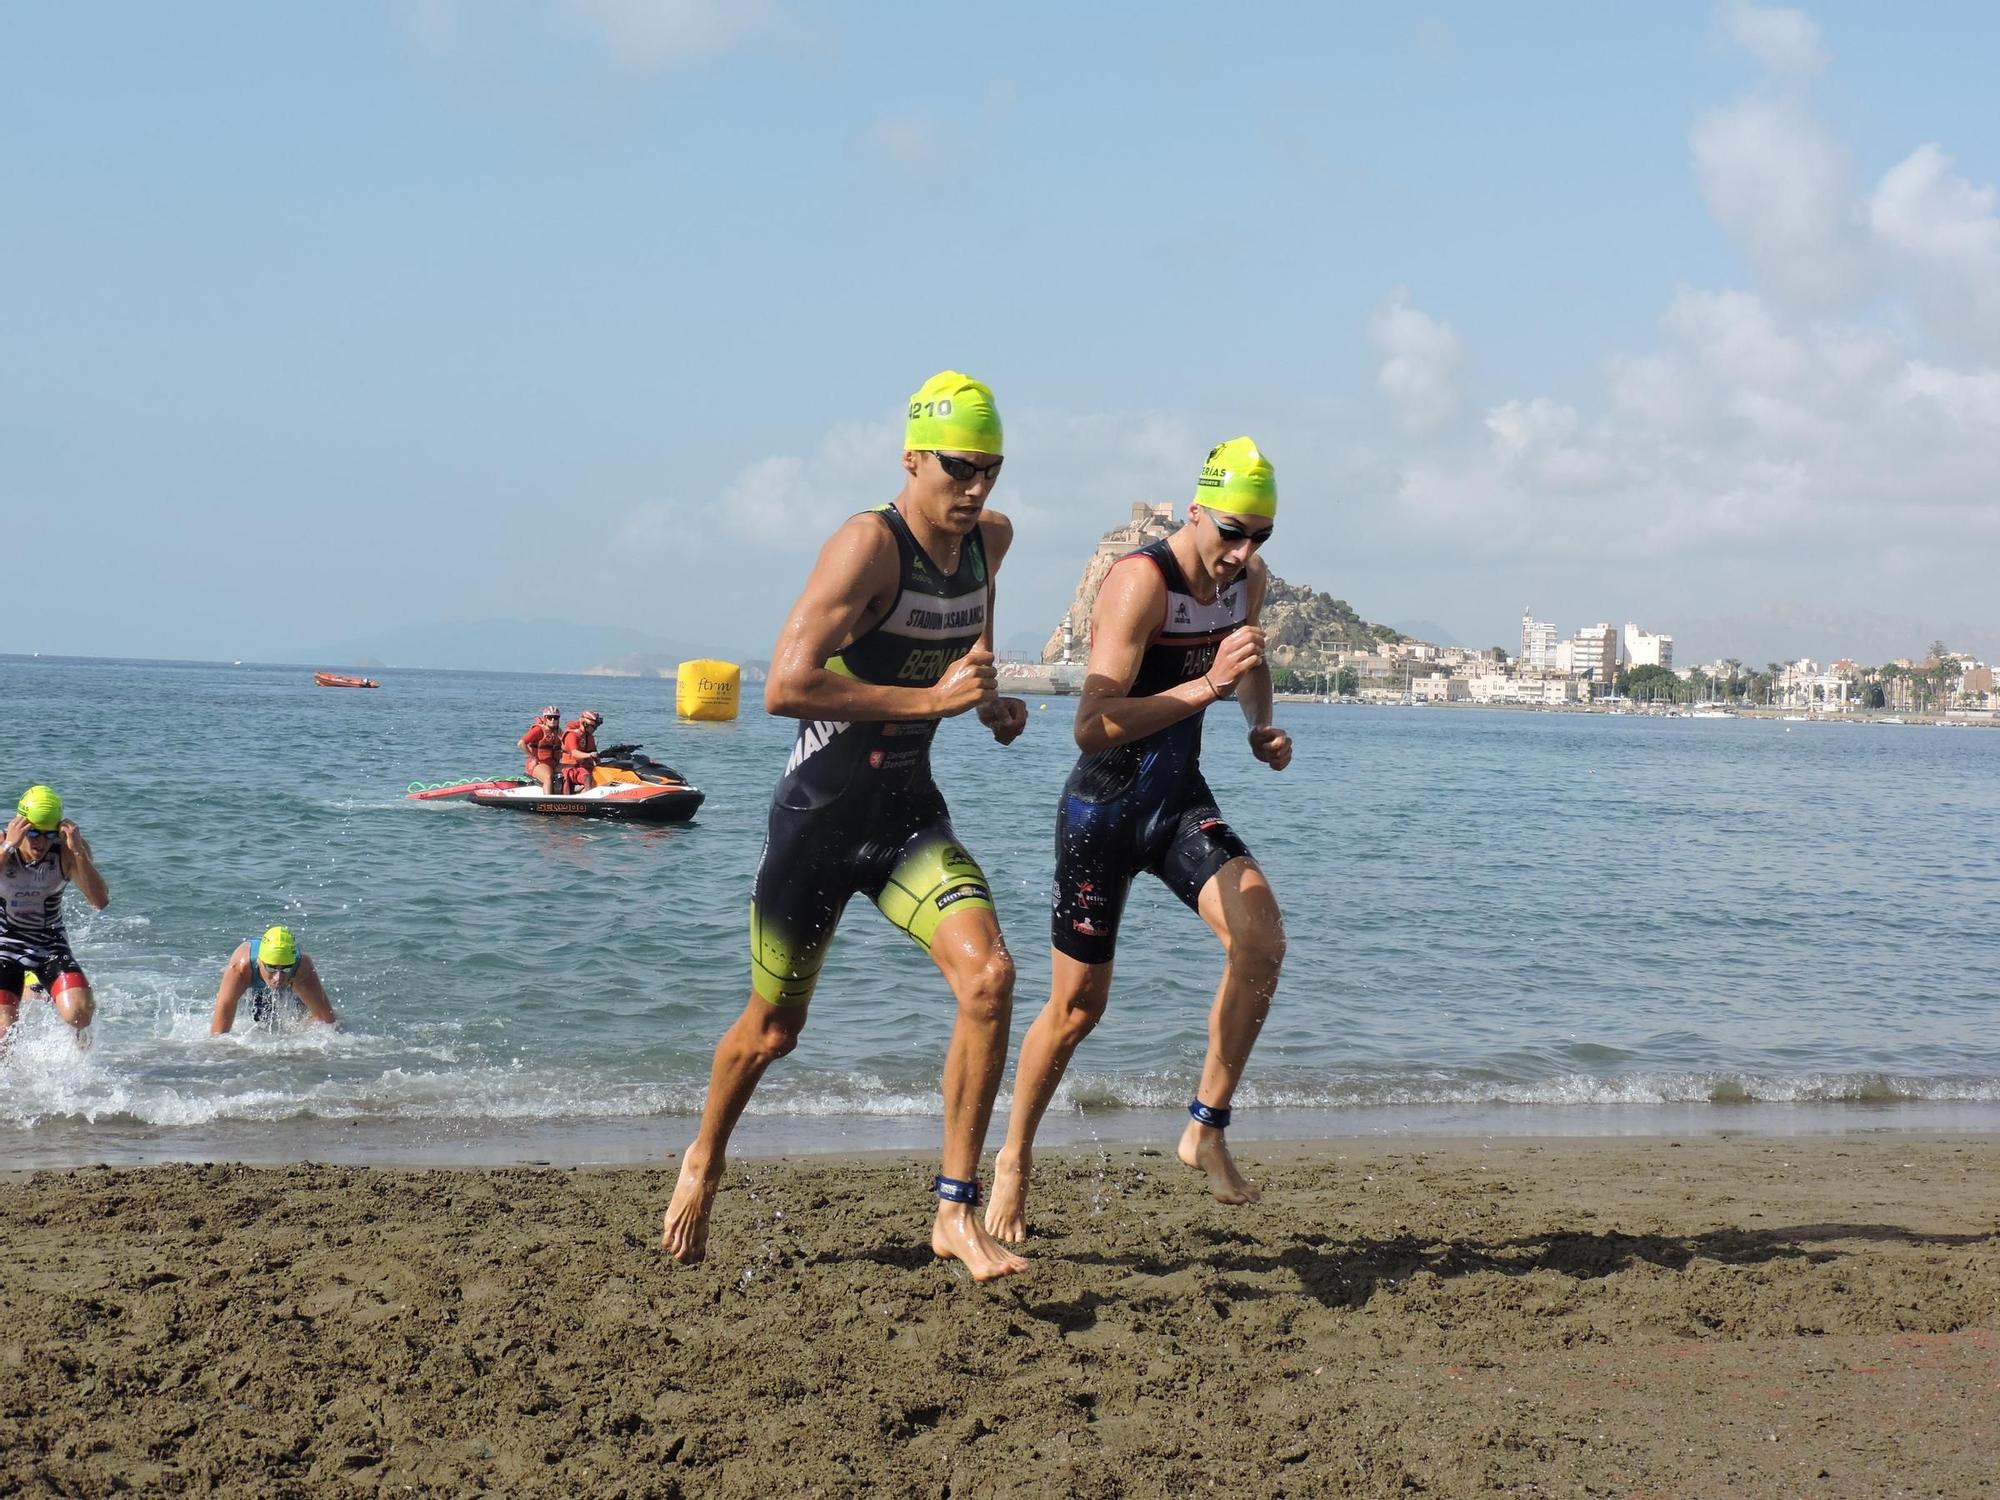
[1412,673,1470,703]
[1568,624,1619,686]
[1520,610,1560,672]
[1467,673,1581,705]
[1623,623,1674,671]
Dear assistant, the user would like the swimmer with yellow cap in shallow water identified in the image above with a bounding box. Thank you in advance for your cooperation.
[985,438,1294,1243]
[210,926,337,1034]
[1,785,111,1052]
[663,370,1031,1283]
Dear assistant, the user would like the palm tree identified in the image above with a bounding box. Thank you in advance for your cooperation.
[1766,661,1783,707]
[1724,657,1743,702]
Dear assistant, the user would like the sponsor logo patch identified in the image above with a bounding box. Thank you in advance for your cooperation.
[935,884,990,911]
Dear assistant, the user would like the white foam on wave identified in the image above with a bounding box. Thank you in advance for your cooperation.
[1057,1069,2000,1110]
[11,1044,2000,1133]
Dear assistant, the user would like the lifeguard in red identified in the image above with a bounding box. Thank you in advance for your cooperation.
[517,707,561,792]
[561,711,603,792]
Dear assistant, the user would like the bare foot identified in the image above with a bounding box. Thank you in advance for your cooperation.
[1177,1120,1261,1205]
[932,1202,1029,1282]
[661,1153,720,1264]
[983,1148,1031,1243]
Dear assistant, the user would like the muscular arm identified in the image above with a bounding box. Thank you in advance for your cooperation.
[975,512,1014,651]
[210,946,252,1035]
[972,514,1029,744]
[1073,561,1227,754]
[60,827,110,910]
[764,513,969,722]
[294,956,337,1027]
[1234,559,1275,730]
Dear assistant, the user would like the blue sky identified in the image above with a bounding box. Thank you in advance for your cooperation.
[5,1,1998,666]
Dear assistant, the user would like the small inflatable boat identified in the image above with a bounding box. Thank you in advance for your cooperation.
[410,747,703,824]
[316,672,380,689]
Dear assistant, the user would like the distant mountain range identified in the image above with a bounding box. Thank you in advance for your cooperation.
[1390,619,1464,649]
[295,619,739,675]
[1672,605,2000,669]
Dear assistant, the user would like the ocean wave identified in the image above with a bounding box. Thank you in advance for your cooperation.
[7,1049,2000,1131]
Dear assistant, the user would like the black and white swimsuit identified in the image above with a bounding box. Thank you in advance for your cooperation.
[0,848,83,996]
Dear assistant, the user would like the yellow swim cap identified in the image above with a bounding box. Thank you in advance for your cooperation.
[258,926,299,968]
[1193,437,1277,520]
[16,785,62,831]
[904,371,1003,455]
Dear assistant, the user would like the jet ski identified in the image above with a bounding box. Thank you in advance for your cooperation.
[407,776,532,801]
[448,746,703,824]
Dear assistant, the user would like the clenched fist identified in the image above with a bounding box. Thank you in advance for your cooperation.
[1208,627,1267,693]
[977,696,1029,745]
[1248,725,1292,771]
[929,648,999,717]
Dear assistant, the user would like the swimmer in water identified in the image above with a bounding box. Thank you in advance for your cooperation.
[209,926,337,1033]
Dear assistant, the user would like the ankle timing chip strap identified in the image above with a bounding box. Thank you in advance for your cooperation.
[934,1174,981,1205]
[1188,1098,1231,1129]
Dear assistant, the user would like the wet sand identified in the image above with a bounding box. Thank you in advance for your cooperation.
[4,1134,1997,1497]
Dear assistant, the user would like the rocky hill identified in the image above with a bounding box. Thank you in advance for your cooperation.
[1041,504,1394,668]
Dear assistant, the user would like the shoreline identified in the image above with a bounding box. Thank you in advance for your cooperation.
[8,1098,2000,1172]
[5,1134,1997,1495]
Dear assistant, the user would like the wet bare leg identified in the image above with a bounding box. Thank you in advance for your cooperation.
[662,995,808,1263]
[1177,859,1284,1206]
[49,983,93,1050]
[985,953,1113,1243]
[927,908,1028,1281]
[0,1002,16,1058]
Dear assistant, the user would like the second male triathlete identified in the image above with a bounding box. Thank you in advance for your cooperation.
[986,439,1293,1241]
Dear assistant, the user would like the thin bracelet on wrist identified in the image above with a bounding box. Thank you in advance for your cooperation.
[1203,675,1221,702]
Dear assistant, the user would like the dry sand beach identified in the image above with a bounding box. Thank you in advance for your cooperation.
[5,1135,1998,1497]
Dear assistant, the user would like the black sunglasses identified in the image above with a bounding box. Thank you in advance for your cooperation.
[930,452,1004,484]
[1209,514,1274,545]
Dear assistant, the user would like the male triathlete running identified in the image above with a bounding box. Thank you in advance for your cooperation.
[209,925,338,1033]
[0,785,112,1051]
[663,371,1031,1282]
[985,439,1293,1242]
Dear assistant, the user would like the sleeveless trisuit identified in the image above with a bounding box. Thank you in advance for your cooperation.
[749,504,996,1004]
[1050,538,1254,965]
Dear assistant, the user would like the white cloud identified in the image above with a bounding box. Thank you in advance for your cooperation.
[395,0,777,71]
[1369,289,1464,433]
[561,0,774,67]
[1868,144,2000,354]
[1689,95,1873,309]
[1718,2,1829,75]
[615,419,890,558]
[864,114,952,175]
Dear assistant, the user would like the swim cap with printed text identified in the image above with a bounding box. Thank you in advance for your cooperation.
[904,371,1003,455]
[1193,437,1276,520]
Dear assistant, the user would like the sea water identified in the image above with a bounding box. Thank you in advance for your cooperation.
[3,655,1997,1166]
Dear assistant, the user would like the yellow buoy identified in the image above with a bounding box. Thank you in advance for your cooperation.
[676,658,742,721]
